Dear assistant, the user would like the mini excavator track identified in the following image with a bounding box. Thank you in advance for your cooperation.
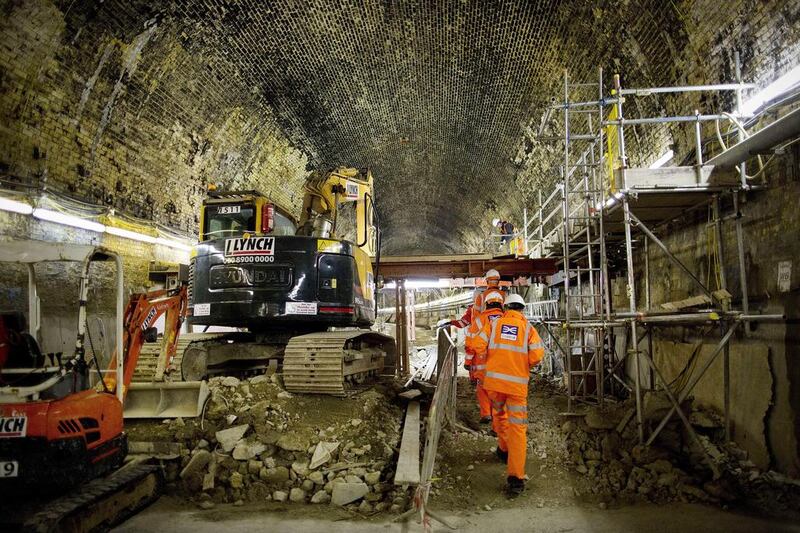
[282,330,394,396]
[21,462,163,533]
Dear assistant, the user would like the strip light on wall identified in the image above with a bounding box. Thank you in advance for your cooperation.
[32,207,107,233]
[649,149,674,169]
[740,63,800,116]
[0,196,194,252]
[105,225,157,244]
[383,280,451,290]
[0,197,34,215]
[155,237,192,251]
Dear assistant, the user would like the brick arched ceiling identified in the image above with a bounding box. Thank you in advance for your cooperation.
[1,1,798,253]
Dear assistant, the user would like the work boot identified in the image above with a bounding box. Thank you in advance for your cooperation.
[507,476,525,497]
[495,447,508,463]
[479,415,492,424]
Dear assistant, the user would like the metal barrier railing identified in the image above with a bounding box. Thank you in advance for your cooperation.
[398,328,458,530]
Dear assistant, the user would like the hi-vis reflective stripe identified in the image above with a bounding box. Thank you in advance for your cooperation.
[477,332,489,342]
[509,416,528,425]
[528,342,544,350]
[506,404,527,412]
[474,364,487,370]
[488,341,529,354]
[474,317,484,329]
[485,371,529,384]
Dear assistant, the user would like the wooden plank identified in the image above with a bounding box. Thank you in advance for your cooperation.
[394,401,421,485]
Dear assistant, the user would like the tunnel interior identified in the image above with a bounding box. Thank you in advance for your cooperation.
[1,0,800,528]
[2,1,796,254]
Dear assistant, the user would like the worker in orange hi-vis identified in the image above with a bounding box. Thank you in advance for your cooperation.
[437,304,477,379]
[473,269,505,313]
[465,292,505,423]
[473,293,545,496]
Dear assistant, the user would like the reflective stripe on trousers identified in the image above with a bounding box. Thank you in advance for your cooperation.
[506,403,528,424]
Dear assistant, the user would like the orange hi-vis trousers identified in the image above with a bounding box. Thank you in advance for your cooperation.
[476,381,491,418]
[473,353,491,418]
[487,390,528,479]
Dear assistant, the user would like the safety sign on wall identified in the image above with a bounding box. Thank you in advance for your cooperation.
[778,261,792,293]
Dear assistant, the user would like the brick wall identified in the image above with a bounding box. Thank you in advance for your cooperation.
[0,0,311,238]
[2,1,798,254]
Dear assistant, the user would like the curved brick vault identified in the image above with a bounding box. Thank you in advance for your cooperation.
[1,1,798,253]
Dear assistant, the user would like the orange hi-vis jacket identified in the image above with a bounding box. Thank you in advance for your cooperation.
[473,309,545,397]
[473,287,505,313]
[465,307,503,375]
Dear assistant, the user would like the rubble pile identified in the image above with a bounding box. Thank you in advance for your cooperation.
[562,389,800,512]
[134,374,409,512]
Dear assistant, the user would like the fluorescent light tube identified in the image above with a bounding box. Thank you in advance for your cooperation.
[105,225,157,243]
[32,208,106,233]
[0,197,34,215]
[649,149,674,169]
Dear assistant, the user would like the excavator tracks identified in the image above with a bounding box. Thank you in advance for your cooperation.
[282,330,394,396]
[21,462,163,533]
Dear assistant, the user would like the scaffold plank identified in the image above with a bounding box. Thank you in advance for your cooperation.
[394,401,421,486]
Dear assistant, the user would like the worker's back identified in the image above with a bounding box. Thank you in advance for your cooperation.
[483,309,543,397]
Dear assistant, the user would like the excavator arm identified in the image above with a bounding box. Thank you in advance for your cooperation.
[103,286,188,399]
[299,167,378,256]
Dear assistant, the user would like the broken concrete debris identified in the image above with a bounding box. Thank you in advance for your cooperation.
[331,482,370,506]
[131,375,406,513]
[215,424,249,452]
[563,386,783,508]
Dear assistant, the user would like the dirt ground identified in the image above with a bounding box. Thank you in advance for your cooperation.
[432,376,605,511]
[430,374,800,526]
[111,370,800,532]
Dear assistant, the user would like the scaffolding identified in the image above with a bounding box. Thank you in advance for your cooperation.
[525,51,792,459]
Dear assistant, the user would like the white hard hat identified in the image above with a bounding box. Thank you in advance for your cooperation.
[485,269,500,279]
[492,218,500,227]
[484,292,505,305]
[504,294,526,307]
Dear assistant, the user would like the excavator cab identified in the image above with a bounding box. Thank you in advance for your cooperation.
[199,190,298,242]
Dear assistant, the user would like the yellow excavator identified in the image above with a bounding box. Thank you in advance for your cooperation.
[179,167,395,395]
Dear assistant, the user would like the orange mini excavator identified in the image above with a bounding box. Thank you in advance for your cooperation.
[0,242,187,495]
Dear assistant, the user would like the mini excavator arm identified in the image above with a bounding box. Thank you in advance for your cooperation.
[103,286,188,399]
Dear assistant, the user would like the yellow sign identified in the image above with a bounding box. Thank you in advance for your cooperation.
[605,106,620,195]
[317,239,343,253]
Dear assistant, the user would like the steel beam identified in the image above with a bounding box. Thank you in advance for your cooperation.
[375,254,557,279]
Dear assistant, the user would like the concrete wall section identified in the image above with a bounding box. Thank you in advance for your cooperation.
[0,209,186,362]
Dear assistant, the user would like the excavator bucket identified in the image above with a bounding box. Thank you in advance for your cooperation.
[124,381,209,419]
